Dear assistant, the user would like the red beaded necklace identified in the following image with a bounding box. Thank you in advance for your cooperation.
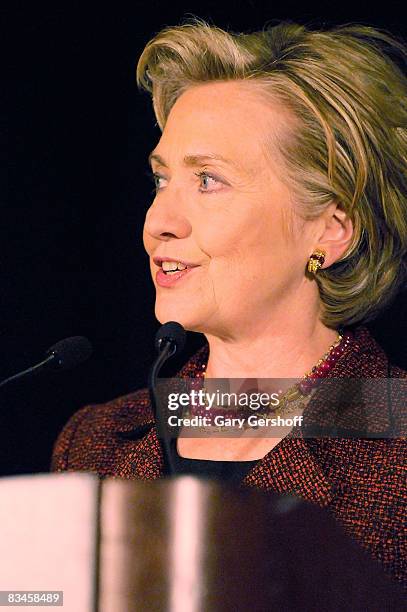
[195,329,353,415]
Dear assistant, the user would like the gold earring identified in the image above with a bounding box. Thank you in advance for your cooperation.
[307,250,326,275]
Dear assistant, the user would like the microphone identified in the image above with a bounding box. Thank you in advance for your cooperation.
[154,321,186,356]
[148,322,186,476]
[0,336,93,389]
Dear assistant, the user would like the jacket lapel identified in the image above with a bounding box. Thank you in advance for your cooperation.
[114,427,164,480]
[242,436,335,507]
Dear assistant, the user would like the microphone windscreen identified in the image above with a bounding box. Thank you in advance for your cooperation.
[155,322,186,354]
[46,336,93,371]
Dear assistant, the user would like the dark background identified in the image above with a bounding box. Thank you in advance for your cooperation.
[4,2,407,476]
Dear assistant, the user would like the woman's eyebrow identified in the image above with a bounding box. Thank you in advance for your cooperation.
[148,151,240,170]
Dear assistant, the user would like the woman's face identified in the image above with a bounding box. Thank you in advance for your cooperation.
[143,81,318,338]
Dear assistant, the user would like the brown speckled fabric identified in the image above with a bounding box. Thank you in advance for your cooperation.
[51,326,406,587]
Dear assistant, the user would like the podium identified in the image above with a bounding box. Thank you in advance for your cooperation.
[0,473,404,611]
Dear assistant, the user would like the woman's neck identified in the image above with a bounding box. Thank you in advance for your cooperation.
[203,318,339,380]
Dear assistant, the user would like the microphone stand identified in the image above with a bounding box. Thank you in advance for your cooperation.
[0,356,55,390]
[148,340,177,476]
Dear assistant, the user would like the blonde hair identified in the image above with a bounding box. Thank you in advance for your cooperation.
[136,18,407,327]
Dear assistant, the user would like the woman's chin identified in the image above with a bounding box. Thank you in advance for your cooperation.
[154,302,197,331]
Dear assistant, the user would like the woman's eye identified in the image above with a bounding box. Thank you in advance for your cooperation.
[194,171,222,193]
[149,172,167,193]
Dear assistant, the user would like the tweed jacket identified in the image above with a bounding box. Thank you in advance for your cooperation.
[51,326,406,587]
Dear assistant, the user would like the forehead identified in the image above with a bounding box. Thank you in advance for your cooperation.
[155,81,292,170]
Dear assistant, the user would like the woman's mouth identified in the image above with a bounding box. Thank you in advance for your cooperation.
[154,258,200,287]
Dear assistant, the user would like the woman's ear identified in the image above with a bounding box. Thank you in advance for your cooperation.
[316,202,354,267]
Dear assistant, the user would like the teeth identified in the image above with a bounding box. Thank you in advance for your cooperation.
[162,261,187,272]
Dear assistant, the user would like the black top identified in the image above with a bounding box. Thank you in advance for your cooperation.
[170,438,258,483]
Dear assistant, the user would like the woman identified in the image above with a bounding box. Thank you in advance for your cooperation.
[52,19,407,587]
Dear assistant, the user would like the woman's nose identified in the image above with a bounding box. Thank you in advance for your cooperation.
[143,193,192,241]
